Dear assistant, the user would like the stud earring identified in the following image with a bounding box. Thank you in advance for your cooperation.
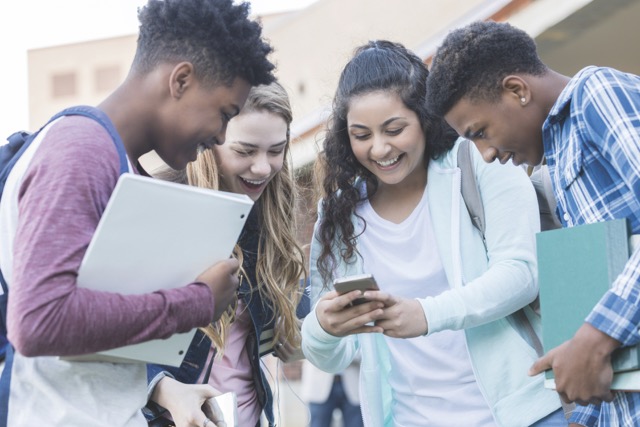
[520,97,526,104]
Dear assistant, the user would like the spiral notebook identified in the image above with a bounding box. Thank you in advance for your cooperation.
[64,173,253,366]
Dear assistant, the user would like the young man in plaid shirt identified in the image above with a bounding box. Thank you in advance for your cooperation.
[427,20,640,427]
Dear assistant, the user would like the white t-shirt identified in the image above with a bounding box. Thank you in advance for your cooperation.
[357,186,497,427]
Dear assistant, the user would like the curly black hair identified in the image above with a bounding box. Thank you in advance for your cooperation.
[132,0,275,87]
[316,39,457,284]
[427,21,547,117]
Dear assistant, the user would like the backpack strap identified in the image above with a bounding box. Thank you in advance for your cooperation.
[0,106,129,197]
[530,165,562,231]
[50,105,130,175]
[457,139,486,246]
[0,132,38,196]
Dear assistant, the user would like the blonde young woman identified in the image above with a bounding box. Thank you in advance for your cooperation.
[146,82,307,427]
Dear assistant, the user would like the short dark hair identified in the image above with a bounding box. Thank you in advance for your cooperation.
[132,0,275,87]
[427,20,547,117]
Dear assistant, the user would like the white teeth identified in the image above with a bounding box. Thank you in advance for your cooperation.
[375,156,400,167]
[242,177,267,185]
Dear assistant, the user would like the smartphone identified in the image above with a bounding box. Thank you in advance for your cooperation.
[333,274,379,305]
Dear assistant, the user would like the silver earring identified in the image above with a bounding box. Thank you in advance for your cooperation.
[520,97,526,104]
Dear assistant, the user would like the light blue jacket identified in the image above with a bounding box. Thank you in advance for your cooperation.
[301,139,562,427]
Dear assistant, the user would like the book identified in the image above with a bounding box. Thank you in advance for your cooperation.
[65,173,253,367]
[537,218,640,390]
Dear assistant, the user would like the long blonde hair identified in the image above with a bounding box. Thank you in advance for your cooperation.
[181,82,306,351]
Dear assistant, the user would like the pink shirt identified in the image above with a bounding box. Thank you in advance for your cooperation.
[199,300,260,426]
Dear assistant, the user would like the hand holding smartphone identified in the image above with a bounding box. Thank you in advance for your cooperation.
[333,274,379,306]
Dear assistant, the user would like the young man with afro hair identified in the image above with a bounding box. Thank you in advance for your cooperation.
[427,20,640,427]
[0,0,275,425]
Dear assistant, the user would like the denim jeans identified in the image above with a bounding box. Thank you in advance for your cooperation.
[308,377,363,427]
[530,408,569,427]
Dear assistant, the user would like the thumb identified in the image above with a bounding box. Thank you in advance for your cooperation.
[204,397,227,427]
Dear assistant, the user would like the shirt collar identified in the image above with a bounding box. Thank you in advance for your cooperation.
[546,66,599,125]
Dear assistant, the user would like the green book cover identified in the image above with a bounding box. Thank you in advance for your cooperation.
[537,218,639,382]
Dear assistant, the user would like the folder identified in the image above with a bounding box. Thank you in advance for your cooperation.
[65,173,253,367]
[537,219,640,390]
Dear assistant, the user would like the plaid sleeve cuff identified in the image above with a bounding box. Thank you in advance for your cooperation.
[586,290,640,347]
[568,403,599,426]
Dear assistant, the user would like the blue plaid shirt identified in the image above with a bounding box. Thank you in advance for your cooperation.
[543,66,640,426]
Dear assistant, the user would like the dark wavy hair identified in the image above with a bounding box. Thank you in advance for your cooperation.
[132,0,275,87]
[316,40,457,284]
[427,21,547,117]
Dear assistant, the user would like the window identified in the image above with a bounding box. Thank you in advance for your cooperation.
[51,72,77,98]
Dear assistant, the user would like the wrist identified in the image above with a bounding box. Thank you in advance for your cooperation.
[151,376,180,411]
[575,323,621,357]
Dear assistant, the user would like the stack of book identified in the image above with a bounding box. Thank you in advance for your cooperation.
[537,218,640,391]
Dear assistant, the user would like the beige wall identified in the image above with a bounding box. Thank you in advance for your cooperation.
[265,0,492,122]
[28,35,137,129]
[26,0,640,169]
[26,0,497,169]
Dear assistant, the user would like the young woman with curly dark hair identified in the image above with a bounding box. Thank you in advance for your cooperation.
[301,40,567,427]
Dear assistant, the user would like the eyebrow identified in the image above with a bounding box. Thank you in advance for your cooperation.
[349,116,405,130]
[233,140,288,149]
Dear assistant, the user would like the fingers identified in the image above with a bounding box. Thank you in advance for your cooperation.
[375,298,427,338]
[203,397,226,427]
[563,391,614,407]
[273,341,292,361]
[316,299,385,337]
[221,257,240,275]
[563,387,615,406]
[528,352,553,376]
[362,290,396,306]
[273,340,306,363]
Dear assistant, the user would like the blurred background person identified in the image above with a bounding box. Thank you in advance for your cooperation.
[300,358,362,427]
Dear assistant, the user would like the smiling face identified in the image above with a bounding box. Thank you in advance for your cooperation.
[347,91,427,189]
[213,110,288,201]
[444,94,545,167]
[157,75,251,170]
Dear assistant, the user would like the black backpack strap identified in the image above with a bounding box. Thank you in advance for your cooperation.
[0,132,38,196]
